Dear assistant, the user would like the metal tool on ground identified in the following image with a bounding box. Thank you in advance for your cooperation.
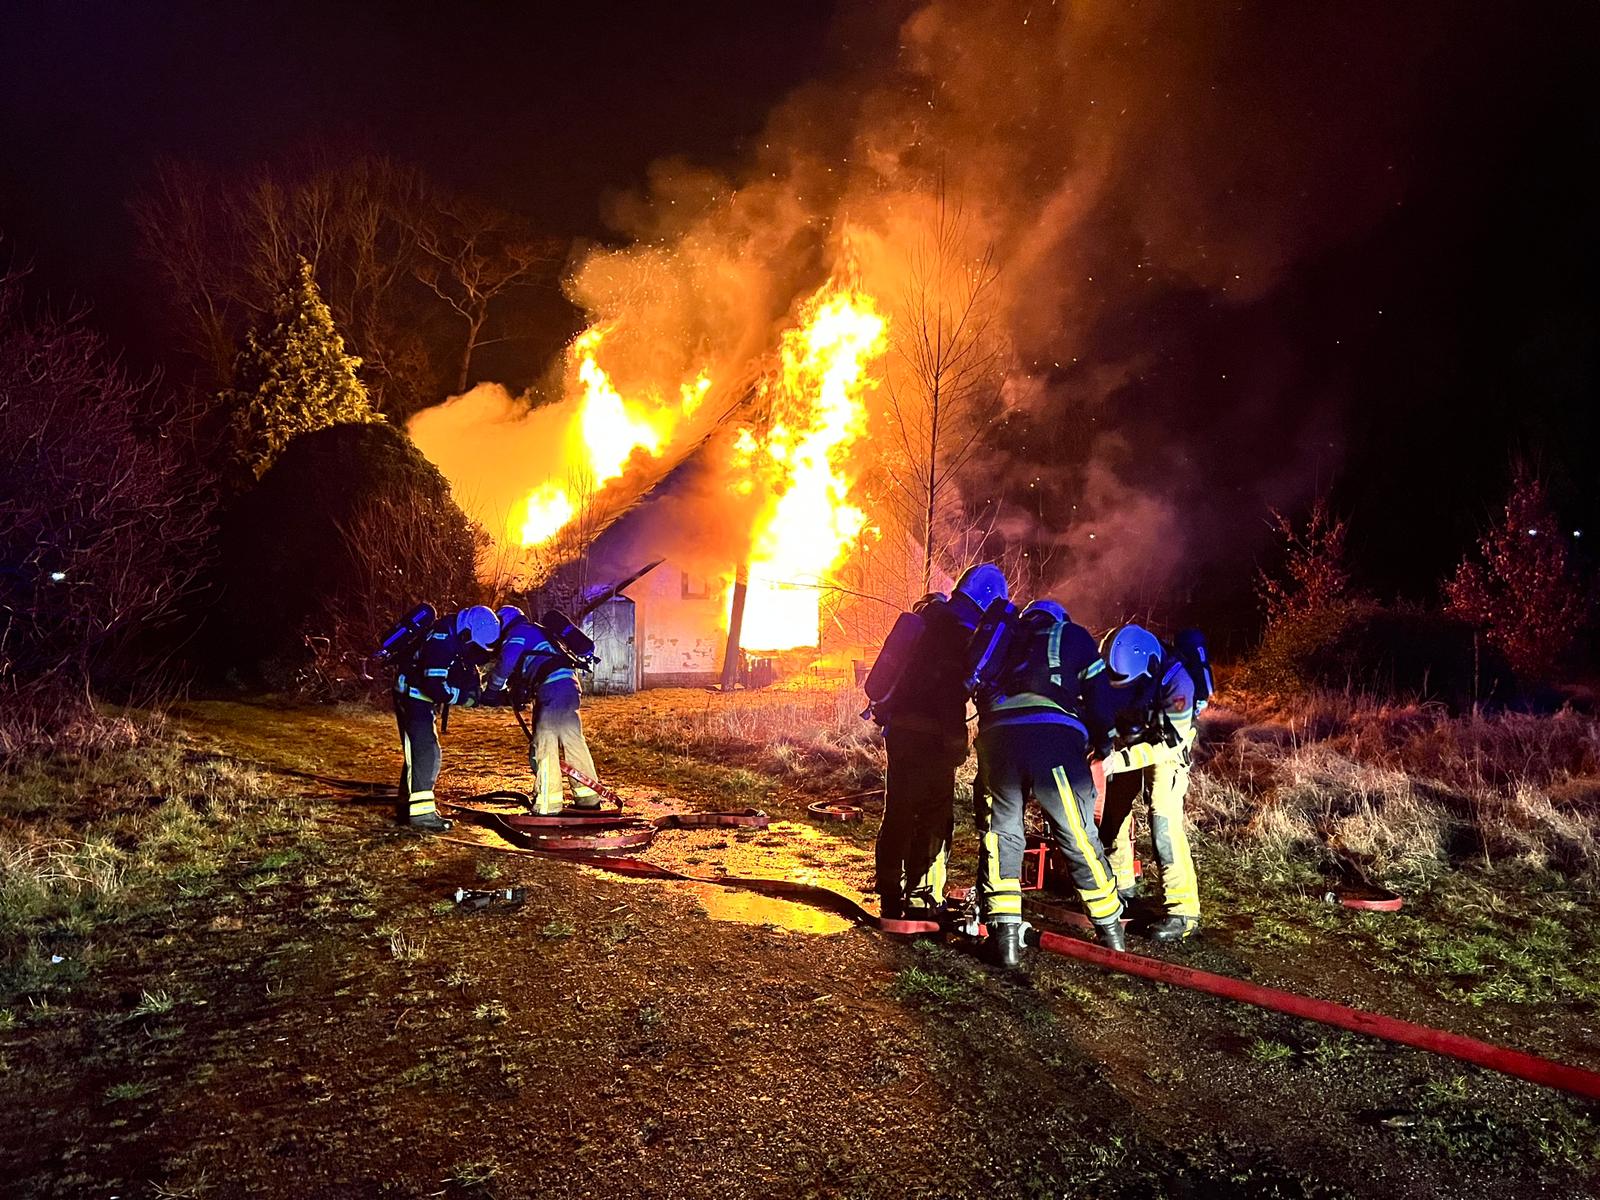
[451,886,526,910]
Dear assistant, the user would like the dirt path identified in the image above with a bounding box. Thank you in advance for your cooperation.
[1,698,1595,1199]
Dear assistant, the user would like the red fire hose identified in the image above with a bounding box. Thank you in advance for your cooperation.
[447,791,774,854]
[1032,930,1600,1101]
[445,796,1600,1101]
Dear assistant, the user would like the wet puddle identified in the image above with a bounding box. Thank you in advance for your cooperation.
[673,880,855,935]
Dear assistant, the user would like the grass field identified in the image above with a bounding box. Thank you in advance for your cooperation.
[0,687,1595,1199]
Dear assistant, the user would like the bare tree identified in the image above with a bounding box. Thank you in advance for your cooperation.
[129,159,245,382]
[882,190,1009,595]
[411,194,560,394]
[0,261,212,693]
[131,155,516,415]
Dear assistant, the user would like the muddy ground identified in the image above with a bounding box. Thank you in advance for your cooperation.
[1,693,1597,1199]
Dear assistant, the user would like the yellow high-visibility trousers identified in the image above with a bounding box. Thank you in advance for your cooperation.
[1099,755,1199,918]
[530,679,599,813]
[975,722,1123,924]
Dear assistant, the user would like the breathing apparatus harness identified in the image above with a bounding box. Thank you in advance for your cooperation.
[505,610,598,744]
[376,602,488,731]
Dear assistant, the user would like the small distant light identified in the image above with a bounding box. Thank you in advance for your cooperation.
[1527,528,1539,536]
[49,571,66,582]
[1088,533,1097,540]
[1574,530,1584,539]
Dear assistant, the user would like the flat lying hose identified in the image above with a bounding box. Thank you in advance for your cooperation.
[446,795,1600,1099]
[575,853,941,936]
[446,798,939,934]
[447,795,773,856]
[1032,930,1600,1101]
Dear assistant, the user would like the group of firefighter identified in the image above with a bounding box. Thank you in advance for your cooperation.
[867,563,1212,967]
[384,566,1210,970]
[389,603,602,832]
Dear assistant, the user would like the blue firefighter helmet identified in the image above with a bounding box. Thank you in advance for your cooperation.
[1099,623,1163,687]
[1020,599,1068,624]
[953,564,1008,615]
[495,605,525,632]
[455,605,501,651]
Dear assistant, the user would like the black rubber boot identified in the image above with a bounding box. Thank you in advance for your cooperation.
[988,922,1027,970]
[1148,915,1200,942]
[407,812,454,833]
[1093,919,1127,952]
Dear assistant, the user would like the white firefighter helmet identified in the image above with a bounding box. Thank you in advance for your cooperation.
[1099,623,1163,687]
[953,563,1009,613]
[1020,599,1068,624]
[455,605,501,650]
[495,605,524,632]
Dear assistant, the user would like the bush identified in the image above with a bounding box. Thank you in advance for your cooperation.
[0,265,212,697]
[219,422,480,688]
[1240,601,1513,707]
[1444,466,1589,680]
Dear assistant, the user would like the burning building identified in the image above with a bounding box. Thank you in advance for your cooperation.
[404,0,1444,647]
[409,270,920,687]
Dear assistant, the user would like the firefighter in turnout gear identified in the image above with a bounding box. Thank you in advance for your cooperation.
[865,566,1002,921]
[487,607,601,814]
[974,598,1126,966]
[393,605,498,831]
[1092,623,1204,941]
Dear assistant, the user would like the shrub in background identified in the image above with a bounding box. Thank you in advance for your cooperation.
[0,264,212,705]
[1445,466,1590,681]
[224,257,382,479]
[220,422,479,689]
[1244,602,1513,708]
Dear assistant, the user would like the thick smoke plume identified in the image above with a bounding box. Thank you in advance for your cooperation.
[412,0,1499,629]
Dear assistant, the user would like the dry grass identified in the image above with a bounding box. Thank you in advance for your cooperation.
[591,685,886,797]
[0,691,152,761]
[0,704,291,1007]
[1195,690,1600,885]
[595,682,1600,887]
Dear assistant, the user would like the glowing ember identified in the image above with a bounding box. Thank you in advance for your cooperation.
[736,277,886,651]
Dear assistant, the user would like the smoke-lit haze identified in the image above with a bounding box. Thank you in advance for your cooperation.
[410,0,1520,630]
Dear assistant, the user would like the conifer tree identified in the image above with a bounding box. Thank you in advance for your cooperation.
[229,256,380,476]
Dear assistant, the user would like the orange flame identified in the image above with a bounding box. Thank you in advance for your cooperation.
[512,327,702,547]
[495,275,886,658]
[736,278,886,651]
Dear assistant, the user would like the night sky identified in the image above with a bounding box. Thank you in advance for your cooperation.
[3,1,1597,626]
[0,1,847,332]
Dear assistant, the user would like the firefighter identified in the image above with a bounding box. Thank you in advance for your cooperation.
[869,564,1005,921]
[974,599,1125,966]
[1092,623,1203,941]
[393,605,499,831]
[486,606,601,814]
